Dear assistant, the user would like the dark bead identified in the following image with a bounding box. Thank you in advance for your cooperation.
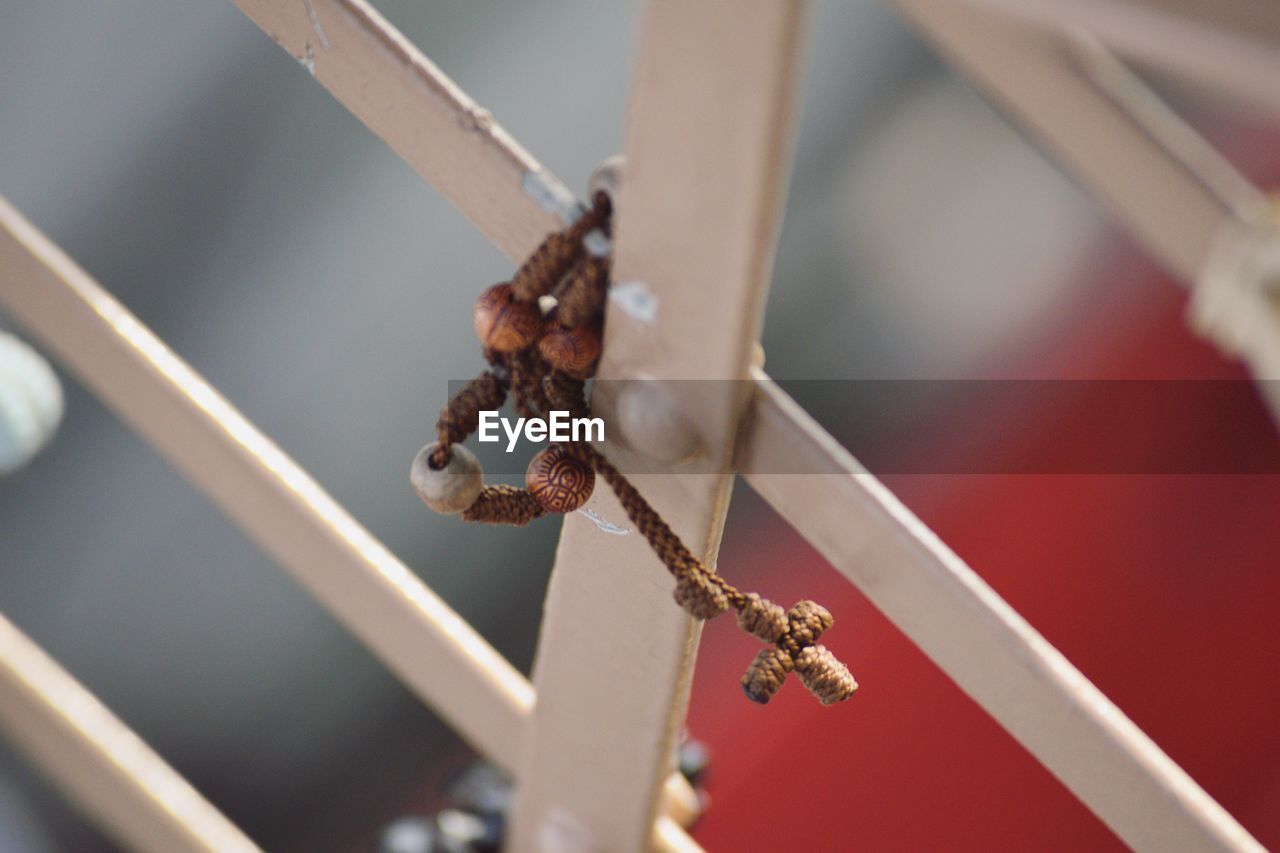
[473,283,540,352]
[538,320,601,378]
[444,762,512,818]
[677,738,711,788]
[526,445,595,513]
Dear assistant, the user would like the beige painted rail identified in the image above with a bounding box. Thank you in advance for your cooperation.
[0,195,532,772]
[228,0,571,263]
[954,0,1280,114]
[508,3,807,850]
[0,610,260,853]
[739,372,1263,852]
[893,0,1271,285]
[0,188,698,853]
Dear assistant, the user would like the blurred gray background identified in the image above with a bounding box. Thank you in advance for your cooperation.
[0,1,1103,849]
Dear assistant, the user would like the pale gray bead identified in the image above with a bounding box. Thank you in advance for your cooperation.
[0,333,63,476]
[411,442,483,514]
[587,155,625,207]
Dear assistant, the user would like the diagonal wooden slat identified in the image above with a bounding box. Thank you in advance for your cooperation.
[893,0,1269,285]
[228,0,576,263]
[0,189,705,851]
[897,4,1280,426]
[507,3,809,850]
[0,194,532,772]
[225,2,704,840]
[954,0,1280,114]
[738,370,1264,852]
[0,609,261,853]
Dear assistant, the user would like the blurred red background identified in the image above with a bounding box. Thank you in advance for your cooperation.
[687,247,1280,850]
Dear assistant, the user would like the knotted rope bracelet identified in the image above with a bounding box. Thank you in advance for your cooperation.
[410,193,857,706]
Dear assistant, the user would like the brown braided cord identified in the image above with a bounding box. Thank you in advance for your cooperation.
[431,371,508,468]
[462,485,546,526]
[418,194,858,705]
[510,373,533,420]
[741,600,856,705]
[738,593,788,643]
[579,445,708,582]
[794,645,858,706]
[673,571,730,620]
[510,194,612,302]
[543,375,696,571]
[508,349,551,418]
[544,374,749,607]
[553,254,610,328]
[779,600,834,657]
[543,371,591,419]
[742,647,794,704]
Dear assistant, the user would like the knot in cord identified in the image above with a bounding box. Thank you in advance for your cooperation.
[673,571,730,620]
[431,370,508,469]
[741,601,857,706]
[737,593,788,643]
[462,484,546,526]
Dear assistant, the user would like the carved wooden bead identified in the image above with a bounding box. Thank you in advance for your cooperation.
[525,445,595,513]
[538,320,601,377]
[411,442,484,514]
[473,283,541,352]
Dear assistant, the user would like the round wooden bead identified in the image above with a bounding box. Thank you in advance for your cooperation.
[411,442,484,514]
[525,445,595,513]
[473,283,541,352]
[538,320,601,377]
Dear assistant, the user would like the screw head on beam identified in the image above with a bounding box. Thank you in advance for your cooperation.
[613,380,699,464]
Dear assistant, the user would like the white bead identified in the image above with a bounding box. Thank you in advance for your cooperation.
[587,155,625,207]
[0,333,63,476]
[411,442,483,514]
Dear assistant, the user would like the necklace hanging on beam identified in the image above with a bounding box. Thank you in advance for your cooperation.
[411,189,857,707]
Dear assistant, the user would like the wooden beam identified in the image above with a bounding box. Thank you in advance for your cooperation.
[893,0,1268,285]
[0,194,532,773]
[508,2,808,850]
[228,0,577,262]
[0,610,260,852]
[955,0,1280,114]
[898,4,1280,421]
[653,816,707,853]
[738,371,1264,852]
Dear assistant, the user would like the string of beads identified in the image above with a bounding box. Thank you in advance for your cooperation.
[411,192,857,706]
